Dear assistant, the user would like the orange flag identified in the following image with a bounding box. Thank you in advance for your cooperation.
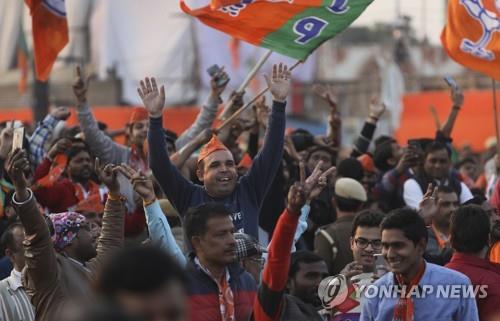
[441,0,500,79]
[25,0,69,81]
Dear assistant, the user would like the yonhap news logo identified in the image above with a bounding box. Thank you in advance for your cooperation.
[318,275,488,309]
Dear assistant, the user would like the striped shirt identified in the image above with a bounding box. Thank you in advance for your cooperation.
[0,269,35,321]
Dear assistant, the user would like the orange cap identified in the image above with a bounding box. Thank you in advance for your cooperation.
[357,154,375,173]
[198,135,230,164]
[238,153,253,169]
[129,107,149,124]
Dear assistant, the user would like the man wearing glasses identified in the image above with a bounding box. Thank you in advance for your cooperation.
[325,210,385,320]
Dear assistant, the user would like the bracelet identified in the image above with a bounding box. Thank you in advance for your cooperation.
[12,188,33,206]
[107,193,123,201]
[143,198,156,207]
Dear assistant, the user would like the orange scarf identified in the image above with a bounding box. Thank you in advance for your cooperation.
[218,274,235,321]
[431,224,450,250]
[393,261,426,321]
[74,180,101,204]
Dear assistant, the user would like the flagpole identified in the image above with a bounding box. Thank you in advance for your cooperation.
[219,49,273,120]
[216,59,303,133]
[492,79,500,155]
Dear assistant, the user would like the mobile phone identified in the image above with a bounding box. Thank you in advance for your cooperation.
[407,139,422,152]
[444,76,459,91]
[12,127,24,152]
[207,64,230,88]
[374,254,388,278]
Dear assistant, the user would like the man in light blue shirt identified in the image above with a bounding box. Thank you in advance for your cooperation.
[360,208,479,321]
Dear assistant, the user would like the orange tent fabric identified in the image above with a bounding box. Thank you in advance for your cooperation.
[395,90,498,151]
[441,0,500,80]
[25,0,69,81]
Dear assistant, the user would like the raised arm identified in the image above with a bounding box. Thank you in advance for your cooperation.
[170,128,213,169]
[117,164,187,266]
[253,184,303,321]
[73,66,129,165]
[7,149,61,302]
[440,87,464,139]
[86,159,125,273]
[175,68,229,149]
[29,107,69,167]
[241,64,290,206]
[313,84,341,149]
[351,97,386,157]
[139,77,197,215]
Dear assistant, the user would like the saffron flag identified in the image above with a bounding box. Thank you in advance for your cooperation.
[181,0,374,61]
[441,0,500,80]
[25,0,68,81]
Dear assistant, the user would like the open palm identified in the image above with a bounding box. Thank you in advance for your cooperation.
[137,77,166,118]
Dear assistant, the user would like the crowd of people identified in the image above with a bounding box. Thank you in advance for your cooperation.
[0,62,498,321]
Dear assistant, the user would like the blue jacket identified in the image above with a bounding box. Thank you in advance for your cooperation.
[186,256,256,321]
[148,101,286,238]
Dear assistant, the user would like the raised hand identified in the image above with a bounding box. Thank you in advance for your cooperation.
[137,77,165,118]
[0,127,14,159]
[301,161,336,201]
[287,182,306,215]
[264,63,291,103]
[340,261,364,280]
[73,66,90,105]
[210,67,230,97]
[47,138,72,160]
[418,183,438,222]
[369,96,386,120]
[313,84,338,110]
[50,106,71,121]
[7,149,30,194]
[116,164,155,203]
[95,158,120,196]
[253,96,270,129]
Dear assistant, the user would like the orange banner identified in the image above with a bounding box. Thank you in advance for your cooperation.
[441,0,500,79]
[396,90,497,151]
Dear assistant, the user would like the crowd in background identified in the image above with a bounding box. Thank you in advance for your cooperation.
[0,63,498,321]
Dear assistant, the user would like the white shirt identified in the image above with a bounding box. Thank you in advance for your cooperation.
[403,178,473,209]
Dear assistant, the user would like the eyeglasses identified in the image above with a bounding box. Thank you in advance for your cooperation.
[354,238,382,250]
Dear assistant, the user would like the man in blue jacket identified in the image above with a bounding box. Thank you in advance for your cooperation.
[138,63,291,238]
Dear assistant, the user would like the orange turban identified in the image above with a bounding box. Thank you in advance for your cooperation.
[238,153,253,169]
[357,154,375,173]
[198,135,229,164]
[129,107,149,124]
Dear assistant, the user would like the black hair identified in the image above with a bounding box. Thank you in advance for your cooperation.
[424,141,451,158]
[351,209,384,237]
[66,144,91,164]
[97,246,186,296]
[1,223,24,254]
[306,145,336,161]
[374,135,396,147]
[290,129,314,152]
[463,194,487,206]
[334,195,363,212]
[373,140,395,172]
[289,250,324,278]
[450,205,490,254]
[337,157,364,181]
[183,203,232,242]
[456,157,476,169]
[436,185,457,196]
[380,208,428,245]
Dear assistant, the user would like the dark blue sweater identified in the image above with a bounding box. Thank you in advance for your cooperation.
[148,101,286,238]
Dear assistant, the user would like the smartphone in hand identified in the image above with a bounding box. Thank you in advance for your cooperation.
[12,127,24,152]
[207,64,230,88]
